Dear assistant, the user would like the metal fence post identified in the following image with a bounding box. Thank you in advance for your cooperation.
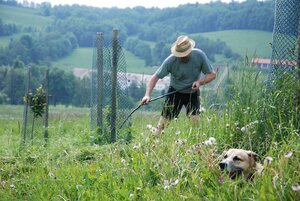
[44,69,49,145]
[96,32,104,136]
[21,66,31,148]
[111,29,118,143]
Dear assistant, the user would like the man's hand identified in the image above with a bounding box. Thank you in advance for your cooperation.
[192,80,200,90]
[140,95,151,105]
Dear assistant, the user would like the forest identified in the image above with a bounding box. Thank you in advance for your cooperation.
[0,0,275,106]
[0,0,274,66]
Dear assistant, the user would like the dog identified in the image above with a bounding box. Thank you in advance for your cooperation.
[219,148,263,180]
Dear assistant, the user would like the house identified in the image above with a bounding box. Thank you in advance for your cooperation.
[73,68,169,91]
[251,58,271,69]
[251,58,297,70]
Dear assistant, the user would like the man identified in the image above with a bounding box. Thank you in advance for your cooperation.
[141,35,216,134]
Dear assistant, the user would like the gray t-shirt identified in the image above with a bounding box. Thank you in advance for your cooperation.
[155,48,214,93]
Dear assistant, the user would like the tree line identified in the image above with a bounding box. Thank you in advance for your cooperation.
[0,0,274,66]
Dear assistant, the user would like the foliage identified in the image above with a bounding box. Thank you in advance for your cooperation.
[0,0,274,66]
[24,85,46,118]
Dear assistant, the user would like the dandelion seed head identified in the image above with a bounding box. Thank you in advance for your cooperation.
[49,172,55,178]
[176,138,185,145]
[133,143,140,149]
[171,179,179,186]
[292,183,300,191]
[284,151,293,158]
[264,156,273,165]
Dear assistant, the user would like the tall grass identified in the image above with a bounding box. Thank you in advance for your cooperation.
[0,64,299,200]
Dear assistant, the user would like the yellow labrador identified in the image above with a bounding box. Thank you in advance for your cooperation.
[219,148,263,180]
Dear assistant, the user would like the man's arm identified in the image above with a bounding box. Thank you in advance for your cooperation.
[141,75,159,104]
[192,70,217,90]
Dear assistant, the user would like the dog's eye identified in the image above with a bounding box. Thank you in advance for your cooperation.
[224,154,228,159]
[233,156,242,161]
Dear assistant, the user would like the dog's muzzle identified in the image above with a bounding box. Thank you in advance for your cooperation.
[219,162,243,179]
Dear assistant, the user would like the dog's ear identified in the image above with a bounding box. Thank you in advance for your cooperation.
[247,151,259,162]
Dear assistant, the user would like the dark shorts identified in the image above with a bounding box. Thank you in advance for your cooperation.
[161,86,200,119]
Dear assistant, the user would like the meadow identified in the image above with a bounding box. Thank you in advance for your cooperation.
[0,64,299,200]
[0,5,53,28]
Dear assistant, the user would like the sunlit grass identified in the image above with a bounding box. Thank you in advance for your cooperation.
[0,65,299,200]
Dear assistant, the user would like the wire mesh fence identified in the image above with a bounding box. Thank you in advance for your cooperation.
[21,67,48,147]
[266,0,300,128]
[90,30,133,145]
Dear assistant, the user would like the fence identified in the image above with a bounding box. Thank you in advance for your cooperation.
[266,0,300,128]
[90,30,132,144]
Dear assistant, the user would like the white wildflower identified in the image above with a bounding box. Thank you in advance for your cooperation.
[208,137,216,145]
[204,140,212,146]
[284,151,293,158]
[0,181,6,187]
[234,121,239,126]
[292,183,300,191]
[151,127,158,134]
[203,137,217,146]
[10,184,15,188]
[146,124,152,129]
[129,193,134,198]
[199,106,206,113]
[174,118,178,122]
[76,184,83,189]
[133,143,140,149]
[175,130,181,135]
[226,123,230,129]
[121,158,127,165]
[171,179,179,186]
[49,172,55,178]
[241,126,246,132]
[136,187,142,191]
[164,180,170,190]
[264,156,273,165]
[176,138,185,145]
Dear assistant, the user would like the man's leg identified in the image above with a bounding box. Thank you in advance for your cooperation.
[155,116,169,135]
[186,91,200,128]
[191,115,200,128]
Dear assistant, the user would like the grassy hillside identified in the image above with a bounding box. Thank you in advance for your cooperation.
[52,47,157,74]
[0,5,272,74]
[0,5,53,28]
[195,30,273,58]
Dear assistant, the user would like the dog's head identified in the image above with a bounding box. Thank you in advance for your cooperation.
[219,148,260,180]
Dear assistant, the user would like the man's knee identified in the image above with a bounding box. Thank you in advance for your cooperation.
[191,115,199,125]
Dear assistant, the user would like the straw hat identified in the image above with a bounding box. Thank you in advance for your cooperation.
[171,35,195,57]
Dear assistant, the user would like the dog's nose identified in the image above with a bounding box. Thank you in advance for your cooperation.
[219,162,226,170]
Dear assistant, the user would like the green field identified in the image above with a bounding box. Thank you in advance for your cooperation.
[0,5,53,28]
[0,65,299,200]
[196,30,273,58]
[52,47,157,74]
